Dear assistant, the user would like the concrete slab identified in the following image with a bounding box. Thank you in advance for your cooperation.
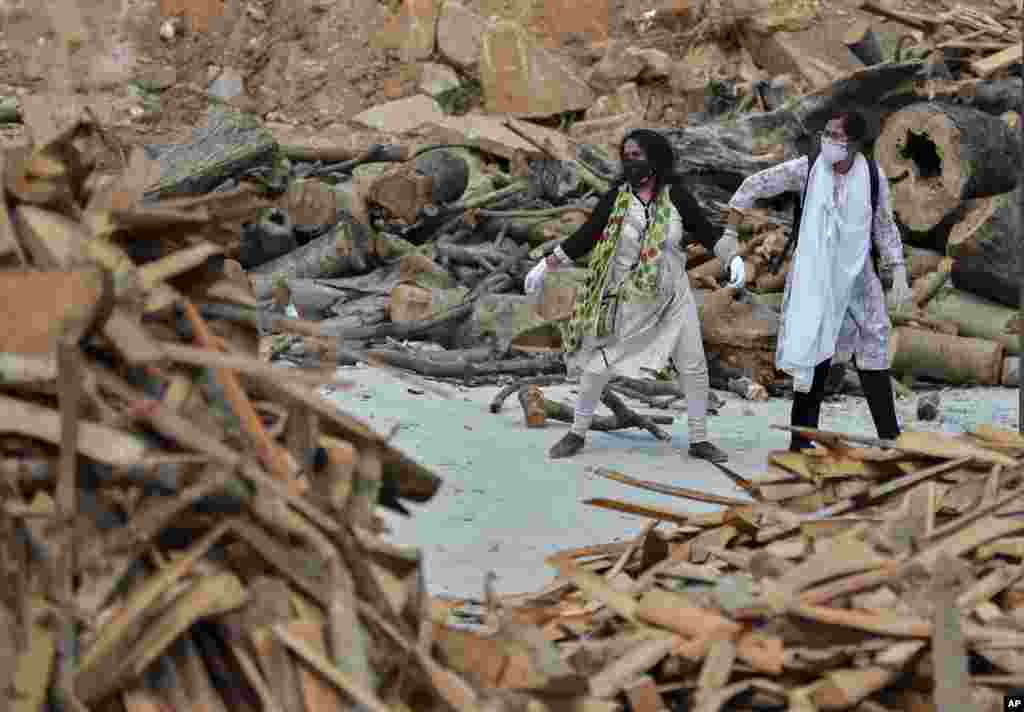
[321,366,1019,599]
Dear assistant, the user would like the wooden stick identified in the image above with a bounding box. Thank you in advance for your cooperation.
[181,299,296,487]
[160,342,350,389]
[56,339,81,702]
[790,602,932,637]
[594,468,751,508]
[273,625,391,712]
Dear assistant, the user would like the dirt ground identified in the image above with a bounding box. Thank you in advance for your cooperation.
[322,364,1020,599]
[1,0,1015,157]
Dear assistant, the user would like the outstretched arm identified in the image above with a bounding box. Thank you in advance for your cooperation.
[549,187,619,266]
[715,155,810,264]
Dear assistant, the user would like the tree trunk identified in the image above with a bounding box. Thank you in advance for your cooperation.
[248,217,373,300]
[949,188,1021,307]
[143,107,277,202]
[959,78,1023,117]
[319,294,390,332]
[844,22,884,66]
[889,326,1003,386]
[285,279,347,319]
[662,62,925,192]
[876,103,1023,233]
[923,287,1020,355]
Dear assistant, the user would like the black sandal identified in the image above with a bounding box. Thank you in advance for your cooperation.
[549,432,585,459]
[688,441,728,463]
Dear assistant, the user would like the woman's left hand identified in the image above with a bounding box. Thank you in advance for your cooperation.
[886,263,911,312]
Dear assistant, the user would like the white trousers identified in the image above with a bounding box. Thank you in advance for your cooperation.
[570,320,710,444]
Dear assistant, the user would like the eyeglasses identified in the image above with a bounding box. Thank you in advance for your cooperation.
[819,130,848,144]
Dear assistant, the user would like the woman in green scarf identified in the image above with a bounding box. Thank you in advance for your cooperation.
[524,129,744,461]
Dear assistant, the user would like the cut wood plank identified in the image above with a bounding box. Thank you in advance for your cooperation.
[0,393,152,467]
[930,553,974,711]
[0,268,113,354]
[594,467,751,507]
[273,624,391,712]
[972,44,1023,78]
[582,498,693,526]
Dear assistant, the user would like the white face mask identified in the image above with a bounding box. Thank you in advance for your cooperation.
[821,138,849,165]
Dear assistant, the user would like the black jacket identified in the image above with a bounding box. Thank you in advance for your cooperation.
[559,180,722,261]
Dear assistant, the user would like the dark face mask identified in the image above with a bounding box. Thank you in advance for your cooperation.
[623,158,653,187]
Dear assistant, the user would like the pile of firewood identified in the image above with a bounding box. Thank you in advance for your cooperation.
[0,102,593,712]
[424,424,1024,711]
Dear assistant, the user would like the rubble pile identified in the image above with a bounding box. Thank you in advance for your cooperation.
[425,424,1024,712]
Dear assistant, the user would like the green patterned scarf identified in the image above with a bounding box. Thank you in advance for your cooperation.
[559,184,675,354]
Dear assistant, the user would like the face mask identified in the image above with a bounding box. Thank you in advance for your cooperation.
[623,158,653,187]
[821,138,849,165]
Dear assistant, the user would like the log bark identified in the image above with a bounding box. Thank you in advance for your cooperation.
[143,107,277,202]
[248,217,373,300]
[949,187,1021,307]
[959,78,1023,117]
[889,326,1004,385]
[844,22,884,66]
[365,150,470,225]
[518,385,547,428]
[538,397,674,432]
[238,207,296,269]
[285,279,347,319]
[876,102,1023,232]
[662,62,925,192]
[923,287,1020,355]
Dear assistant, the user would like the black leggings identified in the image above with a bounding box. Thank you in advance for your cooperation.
[789,359,900,451]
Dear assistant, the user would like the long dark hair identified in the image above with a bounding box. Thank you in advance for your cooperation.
[619,129,682,191]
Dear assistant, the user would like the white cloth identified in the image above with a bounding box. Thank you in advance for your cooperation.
[566,190,710,442]
[778,155,873,392]
[524,259,548,293]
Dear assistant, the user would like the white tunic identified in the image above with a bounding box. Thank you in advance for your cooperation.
[565,191,698,379]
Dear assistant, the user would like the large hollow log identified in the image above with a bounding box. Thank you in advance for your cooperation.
[948,188,1021,308]
[876,103,1023,233]
[662,62,926,192]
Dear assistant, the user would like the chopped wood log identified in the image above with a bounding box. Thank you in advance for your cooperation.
[238,207,296,269]
[905,246,945,280]
[518,385,547,428]
[923,287,1020,355]
[536,396,673,433]
[959,78,1023,117]
[876,103,1023,233]
[663,62,926,191]
[248,217,373,300]
[949,187,1022,308]
[912,257,953,307]
[366,150,469,225]
[889,326,1004,385]
[844,22,884,66]
[143,107,277,201]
